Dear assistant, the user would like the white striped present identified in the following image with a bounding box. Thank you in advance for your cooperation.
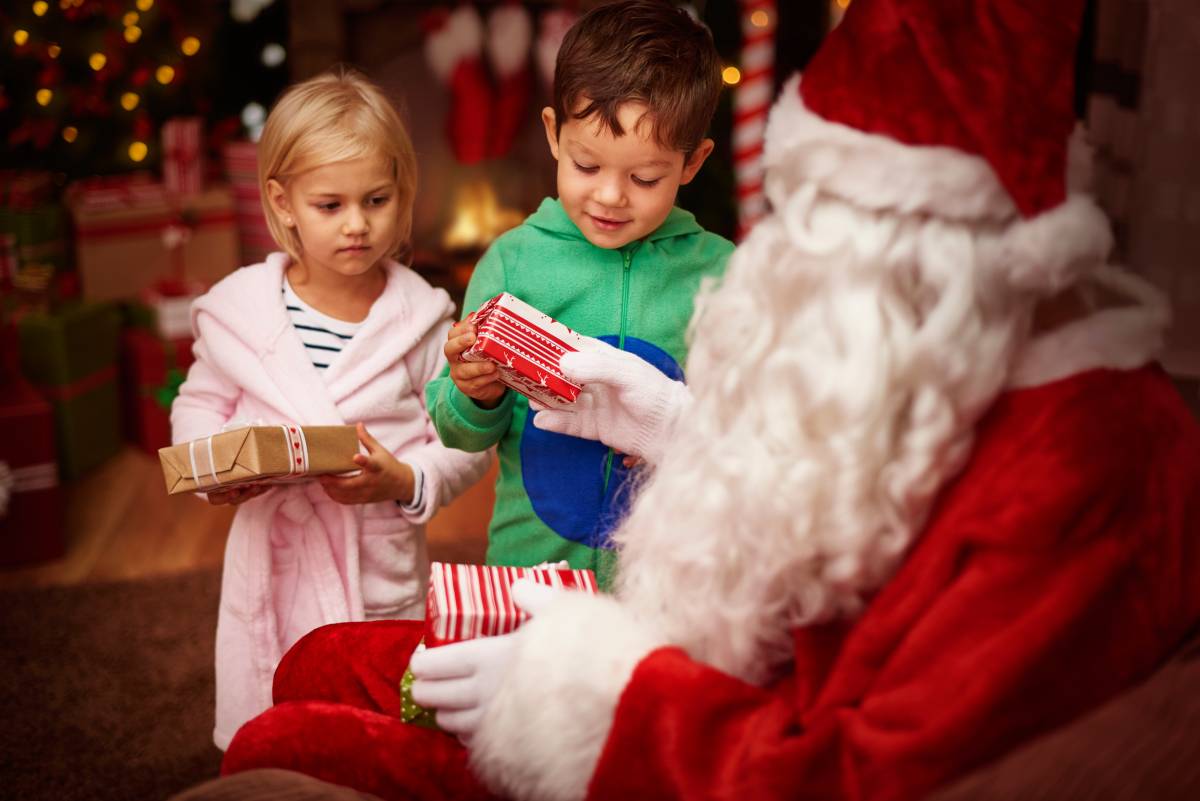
[424,562,598,647]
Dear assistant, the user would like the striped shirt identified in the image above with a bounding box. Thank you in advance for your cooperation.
[282,277,362,374]
[281,275,426,515]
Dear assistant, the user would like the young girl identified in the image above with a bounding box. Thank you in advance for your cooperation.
[170,69,490,750]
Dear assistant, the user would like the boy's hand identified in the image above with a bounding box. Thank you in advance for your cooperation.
[320,423,415,506]
[445,318,506,409]
[206,485,269,506]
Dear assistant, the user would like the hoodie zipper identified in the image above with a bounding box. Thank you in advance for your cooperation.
[618,247,633,349]
[601,246,637,499]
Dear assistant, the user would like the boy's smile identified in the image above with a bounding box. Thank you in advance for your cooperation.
[543,101,712,249]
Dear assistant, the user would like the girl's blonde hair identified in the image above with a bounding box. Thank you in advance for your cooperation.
[257,67,417,262]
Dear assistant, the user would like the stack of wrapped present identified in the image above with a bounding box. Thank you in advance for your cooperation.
[0,321,64,567]
[222,140,275,266]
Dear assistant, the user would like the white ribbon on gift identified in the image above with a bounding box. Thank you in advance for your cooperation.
[186,421,310,490]
[0,459,59,519]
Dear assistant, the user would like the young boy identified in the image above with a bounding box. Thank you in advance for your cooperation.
[426,0,732,587]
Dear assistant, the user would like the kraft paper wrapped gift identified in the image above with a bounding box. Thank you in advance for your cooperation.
[400,562,600,729]
[461,292,589,409]
[159,424,359,495]
[68,180,237,302]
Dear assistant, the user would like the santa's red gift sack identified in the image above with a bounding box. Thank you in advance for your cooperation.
[461,292,589,409]
[424,561,598,647]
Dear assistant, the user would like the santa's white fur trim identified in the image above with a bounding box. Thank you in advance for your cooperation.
[1009,266,1169,389]
[424,5,484,83]
[764,76,1018,221]
[981,193,1113,295]
[470,593,663,801]
[486,3,533,79]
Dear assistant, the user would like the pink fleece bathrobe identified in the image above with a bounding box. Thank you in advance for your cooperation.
[171,253,490,749]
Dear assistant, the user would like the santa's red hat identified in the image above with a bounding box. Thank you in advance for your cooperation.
[765,0,1110,288]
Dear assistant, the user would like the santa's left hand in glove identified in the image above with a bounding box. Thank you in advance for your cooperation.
[409,579,560,743]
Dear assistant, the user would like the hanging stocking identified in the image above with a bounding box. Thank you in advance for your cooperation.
[424,5,491,165]
[535,8,578,91]
[486,2,534,159]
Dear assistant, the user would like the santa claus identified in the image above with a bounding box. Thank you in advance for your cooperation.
[218,1,1200,799]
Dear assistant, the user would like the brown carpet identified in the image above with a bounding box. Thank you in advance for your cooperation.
[0,569,224,800]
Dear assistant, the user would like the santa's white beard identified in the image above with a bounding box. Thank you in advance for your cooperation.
[610,188,1062,685]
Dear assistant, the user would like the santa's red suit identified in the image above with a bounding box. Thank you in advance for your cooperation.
[221,1,1200,799]
[222,310,1200,801]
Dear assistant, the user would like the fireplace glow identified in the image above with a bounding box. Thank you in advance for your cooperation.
[442,180,524,252]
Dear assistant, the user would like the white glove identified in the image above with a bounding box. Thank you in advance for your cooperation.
[533,339,693,466]
[409,579,560,743]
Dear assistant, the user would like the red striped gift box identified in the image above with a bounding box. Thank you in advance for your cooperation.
[424,562,599,647]
[461,292,588,409]
[162,117,205,196]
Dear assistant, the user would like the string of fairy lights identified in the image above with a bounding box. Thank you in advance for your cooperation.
[6,0,208,165]
[2,0,286,177]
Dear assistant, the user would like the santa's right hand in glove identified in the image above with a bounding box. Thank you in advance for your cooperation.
[532,337,692,467]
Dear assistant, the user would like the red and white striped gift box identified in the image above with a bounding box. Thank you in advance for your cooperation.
[461,292,587,409]
[162,117,205,196]
[424,562,598,647]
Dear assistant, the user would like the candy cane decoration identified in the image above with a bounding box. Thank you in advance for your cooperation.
[733,0,777,239]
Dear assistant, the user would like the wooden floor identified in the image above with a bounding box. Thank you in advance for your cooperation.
[0,446,496,589]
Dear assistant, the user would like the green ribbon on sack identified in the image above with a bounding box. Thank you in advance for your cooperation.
[153,367,185,410]
[399,644,443,732]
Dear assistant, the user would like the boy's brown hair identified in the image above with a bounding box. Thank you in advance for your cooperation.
[553,0,722,158]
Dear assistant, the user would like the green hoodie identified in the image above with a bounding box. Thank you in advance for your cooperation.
[425,198,732,588]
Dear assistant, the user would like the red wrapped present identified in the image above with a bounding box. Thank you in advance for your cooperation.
[424,561,599,647]
[461,292,590,409]
[162,117,205,196]
[0,169,55,209]
[0,377,64,568]
[121,328,195,455]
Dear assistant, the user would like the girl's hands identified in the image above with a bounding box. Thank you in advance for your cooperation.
[319,422,415,505]
[445,317,507,409]
[206,485,269,506]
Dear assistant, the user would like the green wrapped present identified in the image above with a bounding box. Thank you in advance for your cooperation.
[18,301,122,479]
[0,204,70,294]
[399,643,443,732]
